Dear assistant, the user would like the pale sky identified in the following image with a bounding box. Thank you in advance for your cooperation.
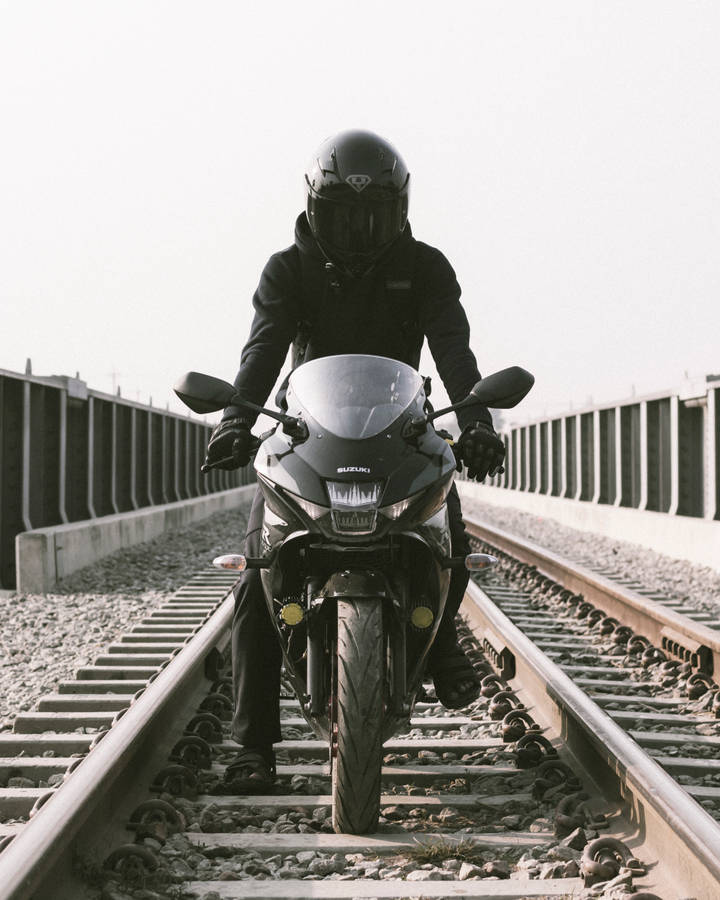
[1,1,718,428]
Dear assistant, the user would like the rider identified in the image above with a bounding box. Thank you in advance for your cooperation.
[205,130,505,790]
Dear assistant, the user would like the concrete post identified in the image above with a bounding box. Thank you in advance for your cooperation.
[560,417,568,499]
[523,426,531,491]
[21,381,32,531]
[574,414,583,501]
[547,420,554,496]
[130,407,138,510]
[147,410,154,507]
[87,397,96,518]
[592,409,601,504]
[638,401,648,511]
[502,434,510,488]
[535,423,543,493]
[110,403,119,515]
[174,419,181,502]
[706,387,718,521]
[613,406,623,507]
[58,390,69,523]
[668,395,679,516]
[184,421,192,499]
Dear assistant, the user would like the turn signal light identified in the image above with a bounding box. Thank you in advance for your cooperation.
[213,554,247,571]
[465,553,498,571]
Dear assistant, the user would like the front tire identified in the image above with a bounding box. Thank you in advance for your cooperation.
[332,598,384,834]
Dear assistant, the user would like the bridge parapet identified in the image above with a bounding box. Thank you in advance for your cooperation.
[483,376,720,523]
[0,366,254,590]
[458,376,720,570]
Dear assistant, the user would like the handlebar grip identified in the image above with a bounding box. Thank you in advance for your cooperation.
[201,454,238,474]
[201,438,262,474]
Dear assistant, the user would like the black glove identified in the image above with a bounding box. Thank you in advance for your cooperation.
[205,417,253,471]
[457,421,505,481]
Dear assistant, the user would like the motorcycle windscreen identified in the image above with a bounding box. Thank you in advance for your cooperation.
[287,355,424,440]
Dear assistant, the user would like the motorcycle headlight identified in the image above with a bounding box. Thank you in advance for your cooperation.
[378,496,412,520]
[326,480,382,535]
[379,476,453,524]
[283,489,328,520]
[258,473,328,521]
[326,481,382,508]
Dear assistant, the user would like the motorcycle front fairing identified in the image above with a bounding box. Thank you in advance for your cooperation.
[250,355,458,737]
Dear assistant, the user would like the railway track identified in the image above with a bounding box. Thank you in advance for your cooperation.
[0,515,719,897]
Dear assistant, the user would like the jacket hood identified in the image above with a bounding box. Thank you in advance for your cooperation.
[293,212,414,272]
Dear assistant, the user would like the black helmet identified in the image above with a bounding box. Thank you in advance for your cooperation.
[305,129,410,278]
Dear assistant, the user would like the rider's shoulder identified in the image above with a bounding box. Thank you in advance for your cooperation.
[260,244,302,279]
[411,239,457,280]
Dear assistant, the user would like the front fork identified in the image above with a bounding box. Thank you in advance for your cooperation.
[306,576,327,717]
[305,585,410,727]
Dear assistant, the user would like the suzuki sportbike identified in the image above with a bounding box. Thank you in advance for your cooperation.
[175,354,533,833]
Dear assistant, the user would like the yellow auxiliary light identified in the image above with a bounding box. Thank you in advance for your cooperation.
[213,554,247,571]
[280,603,305,626]
[411,606,434,629]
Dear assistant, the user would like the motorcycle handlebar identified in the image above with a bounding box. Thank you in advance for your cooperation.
[200,436,262,474]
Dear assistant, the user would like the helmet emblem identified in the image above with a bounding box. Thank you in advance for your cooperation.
[345,174,371,192]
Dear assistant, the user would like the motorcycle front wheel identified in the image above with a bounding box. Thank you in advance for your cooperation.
[331,597,384,834]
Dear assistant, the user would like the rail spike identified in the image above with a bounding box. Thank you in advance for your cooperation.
[104,844,158,885]
[127,798,186,843]
[554,790,590,837]
[580,836,646,887]
[169,734,213,769]
[488,690,523,720]
[501,709,536,742]
[515,732,558,769]
[531,759,582,801]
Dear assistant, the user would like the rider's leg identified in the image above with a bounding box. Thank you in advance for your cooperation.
[228,488,281,787]
[428,484,478,707]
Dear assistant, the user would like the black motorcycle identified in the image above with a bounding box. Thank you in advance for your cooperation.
[175,354,533,833]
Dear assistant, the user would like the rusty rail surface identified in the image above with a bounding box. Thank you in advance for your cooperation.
[464,579,720,899]
[464,515,720,677]
[0,571,238,900]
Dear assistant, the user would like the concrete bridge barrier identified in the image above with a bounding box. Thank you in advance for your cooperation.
[15,485,255,594]
[463,373,720,571]
[1,365,254,591]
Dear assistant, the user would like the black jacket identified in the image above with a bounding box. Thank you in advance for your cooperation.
[225,214,491,430]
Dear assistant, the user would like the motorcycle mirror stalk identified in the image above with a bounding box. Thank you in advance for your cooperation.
[174,372,308,439]
[402,366,535,438]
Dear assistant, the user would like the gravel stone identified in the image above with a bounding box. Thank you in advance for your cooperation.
[0,505,250,731]
[462,498,720,609]
[308,857,345,875]
[560,826,588,850]
[406,868,449,881]
[7,777,35,789]
[458,862,484,880]
[483,859,511,878]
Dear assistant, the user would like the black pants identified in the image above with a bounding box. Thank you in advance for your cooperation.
[230,483,471,747]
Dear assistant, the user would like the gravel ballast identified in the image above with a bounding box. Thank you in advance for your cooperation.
[0,503,252,732]
[4,492,719,734]
[461,496,720,613]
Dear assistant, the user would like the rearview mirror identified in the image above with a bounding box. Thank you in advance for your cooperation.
[462,366,535,409]
[174,372,236,414]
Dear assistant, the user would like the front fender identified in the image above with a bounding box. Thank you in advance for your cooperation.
[318,569,391,600]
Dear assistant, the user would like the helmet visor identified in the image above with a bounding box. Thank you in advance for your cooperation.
[308,189,407,257]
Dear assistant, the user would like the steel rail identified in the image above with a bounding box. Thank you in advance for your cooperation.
[0,588,236,900]
[464,515,720,676]
[464,578,720,899]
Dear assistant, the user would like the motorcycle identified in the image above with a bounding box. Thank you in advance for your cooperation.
[174,354,533,833]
